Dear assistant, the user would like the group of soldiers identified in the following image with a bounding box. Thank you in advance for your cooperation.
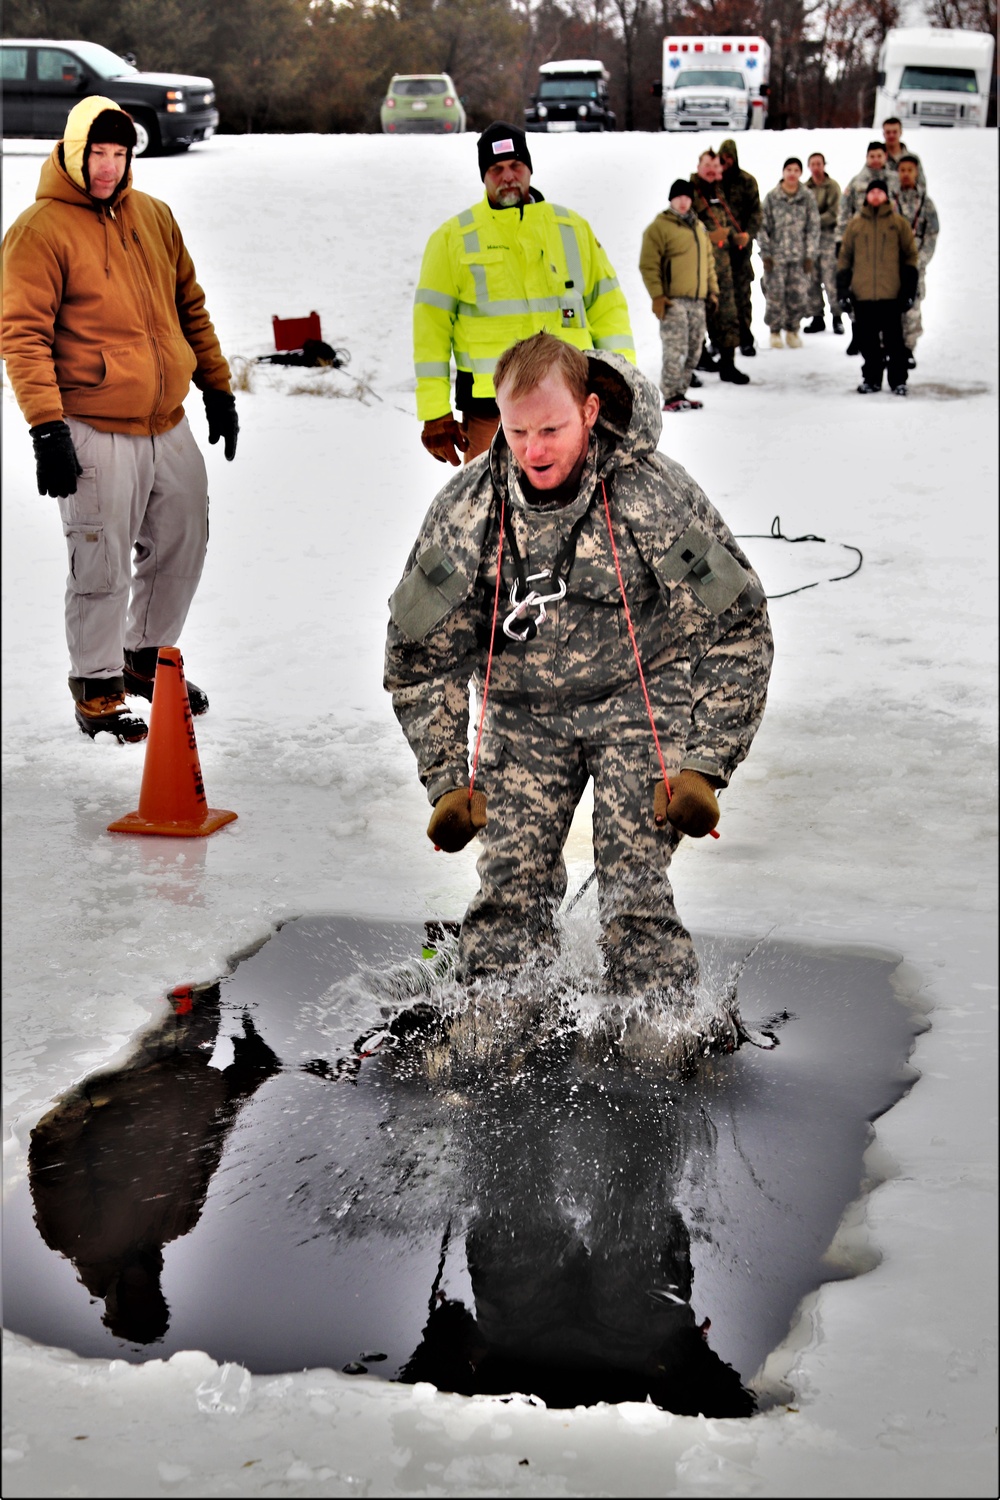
[638,118,939,410]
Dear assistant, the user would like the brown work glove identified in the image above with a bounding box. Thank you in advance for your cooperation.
[653,770,720,838]
[421,414,468,467]
[803,257,814,274]
[427,787,488,852]
[706,292,719,314]
[734,231,750,250]
[652,295,672,319]
[762,256,774,273]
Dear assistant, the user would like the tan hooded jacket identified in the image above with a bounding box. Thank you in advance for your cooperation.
[1,96,230,435]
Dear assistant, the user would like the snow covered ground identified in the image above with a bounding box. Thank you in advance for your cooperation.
[2,126,997,1497]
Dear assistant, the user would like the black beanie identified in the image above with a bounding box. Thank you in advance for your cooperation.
[478,122,532,180]
[88,107,138,151]
[669,178,693,200]
[866,177,889,198]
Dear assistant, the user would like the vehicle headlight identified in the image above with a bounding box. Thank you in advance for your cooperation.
[537,104,547,118]
[204,91,215,105]
[578,104,588,117]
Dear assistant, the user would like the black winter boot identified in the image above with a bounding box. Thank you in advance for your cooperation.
[718,349,750,385]
[804,315,825,334]
[689,372,703,388]
[124,647,209,715]
[696,344,721,374]
[832,315,845,334]
[846,324,860,355]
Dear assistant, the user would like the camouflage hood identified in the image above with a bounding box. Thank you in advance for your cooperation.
[719,138,740,169]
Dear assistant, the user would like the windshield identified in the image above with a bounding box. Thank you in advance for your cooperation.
[672,69,746,89]
[392,77,448,97]
[899,64,978,93]
[65,40,138,78]
[539,78,601,100]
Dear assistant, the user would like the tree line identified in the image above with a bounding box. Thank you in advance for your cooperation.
[4,0,995,133]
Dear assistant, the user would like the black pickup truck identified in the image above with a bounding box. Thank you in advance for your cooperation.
[1,38,218,155]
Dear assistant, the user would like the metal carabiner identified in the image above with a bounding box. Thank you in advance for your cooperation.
[502,572,567,641]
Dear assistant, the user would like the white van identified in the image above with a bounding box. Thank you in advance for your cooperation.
[874,27,995,128]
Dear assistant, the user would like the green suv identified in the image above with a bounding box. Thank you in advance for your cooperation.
[381,74,466,134]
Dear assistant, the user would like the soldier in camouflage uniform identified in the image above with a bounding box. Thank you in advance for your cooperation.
[385,334,772,998]
[892,155,938,362]
[881,117,927,195]
[718,139,762,356]
[689,153,750,384]
[804,152,843,333]
[757,159,821,347]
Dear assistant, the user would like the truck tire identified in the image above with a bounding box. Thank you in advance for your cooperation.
[130,110,161,158]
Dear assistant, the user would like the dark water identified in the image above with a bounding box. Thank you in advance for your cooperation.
[2,917,925,1414]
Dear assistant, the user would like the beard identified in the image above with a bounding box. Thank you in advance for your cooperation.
[493,184,529,208]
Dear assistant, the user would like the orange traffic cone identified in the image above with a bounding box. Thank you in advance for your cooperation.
[108,648,237,838]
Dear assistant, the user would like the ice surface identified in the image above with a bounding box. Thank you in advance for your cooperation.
[2,127,997,1497]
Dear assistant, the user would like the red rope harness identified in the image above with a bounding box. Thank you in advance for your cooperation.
[468,493,505,796]
[601,480,720,838]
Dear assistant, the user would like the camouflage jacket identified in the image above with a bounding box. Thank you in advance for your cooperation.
[891,186,939,267]
[806,174,841,235]
[384,352,773,803]
[757,184,821,263]
[718,139,762,240]
[885,149,926,194]
[837,167,882,240]
[689,175,739,249]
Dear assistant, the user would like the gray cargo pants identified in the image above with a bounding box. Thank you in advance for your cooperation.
[458,700,700,998]
[60,417,209,680]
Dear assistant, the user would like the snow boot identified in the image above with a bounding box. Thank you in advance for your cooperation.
[70,676,148,743]
[696,344,720,374]
[857,380,881,394]
[832,315,845,335]
[124,647,209,715]
[663,396,703,412]
[718,349,750,384]
[804,315,825,334]
[689,372,703,388]
[785,329,803,348]
[739,333,756,356]
[906,353,917,369]
[769,332,783,349]
[890,384,908,397]
[846,329,860,356]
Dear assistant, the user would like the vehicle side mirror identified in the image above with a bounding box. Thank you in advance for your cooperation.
[651,80,663,98]
[759,83,770,97]
[876,70,886,86]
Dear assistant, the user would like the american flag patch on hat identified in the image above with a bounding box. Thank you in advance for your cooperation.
[492,138,515,155]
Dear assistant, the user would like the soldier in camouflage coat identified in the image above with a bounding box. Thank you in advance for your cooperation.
[757,159,821,341]
[804,152,843,327]
[892,155,938,356]
[385,336,772,998]
[689,155,750,382]
[719,139,762,354]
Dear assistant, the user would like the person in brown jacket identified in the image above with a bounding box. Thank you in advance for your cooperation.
[1,96,238,741]
[836,179,918,397]
[638,180,719,412]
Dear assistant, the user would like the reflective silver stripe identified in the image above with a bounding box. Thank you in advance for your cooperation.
[593,335,635,352]
[457,209,475,229]
[468,355,498,374]
[584,275,620,309]
[461,226,481,253]
[454,350,474,371]
[457,296,565,318]
[415,361,452,377]
[415,289,459,313]
[557,221,587,326]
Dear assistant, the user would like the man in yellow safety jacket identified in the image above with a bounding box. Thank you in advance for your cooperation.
[414,121,635,467]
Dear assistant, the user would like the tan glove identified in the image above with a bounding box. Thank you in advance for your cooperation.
[762,256,774,273]
[421,414,468,467]
[427,787,488,852]
[706,292,719,314]
[652,295,672,319]
[653,771,720,838]
[803,257,814,273]
[734,231,750,250]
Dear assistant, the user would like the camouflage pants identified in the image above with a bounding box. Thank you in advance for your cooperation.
[705,241,739,352]
[903,265,927,350]
[762,259,812,332]
[808,234,842,318]
[658,297,706,402]
[458,699,699,998]
[729,244,755,342]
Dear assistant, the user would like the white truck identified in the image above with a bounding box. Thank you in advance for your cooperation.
[873,28,995,129]
[660,36,770,132]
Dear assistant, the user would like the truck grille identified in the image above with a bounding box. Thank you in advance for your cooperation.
[918,101,957,118]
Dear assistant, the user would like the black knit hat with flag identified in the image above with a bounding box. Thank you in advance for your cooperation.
[477,122,533,180]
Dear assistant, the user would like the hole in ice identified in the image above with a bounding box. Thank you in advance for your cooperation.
[4,916,925,1416]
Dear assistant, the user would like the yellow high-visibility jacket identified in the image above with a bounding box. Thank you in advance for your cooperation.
[413,193,635,420]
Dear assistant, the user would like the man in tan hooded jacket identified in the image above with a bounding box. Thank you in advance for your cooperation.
[2,96,237,741]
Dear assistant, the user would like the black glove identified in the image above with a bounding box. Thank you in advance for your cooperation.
[836,280,853,314]
[899,263,918,312]
[203,388,239,460]
[30,420,82,498]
